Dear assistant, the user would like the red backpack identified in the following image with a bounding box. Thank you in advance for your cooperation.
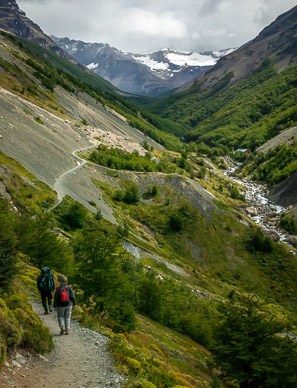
[58,285,70,303]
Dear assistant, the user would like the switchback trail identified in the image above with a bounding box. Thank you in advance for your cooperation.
[46,145,96,213]
[1,303,125,388]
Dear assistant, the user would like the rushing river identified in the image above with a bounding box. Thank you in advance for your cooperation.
[224,164,295,249]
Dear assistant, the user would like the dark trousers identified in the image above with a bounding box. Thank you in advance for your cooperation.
[41,291,53,312]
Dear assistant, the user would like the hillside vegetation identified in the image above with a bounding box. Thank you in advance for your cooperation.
[150,59,297,151]
[1,28,297,388]
[1,150,297,387]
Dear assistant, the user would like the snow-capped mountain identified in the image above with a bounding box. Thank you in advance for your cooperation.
[52,36,235,96]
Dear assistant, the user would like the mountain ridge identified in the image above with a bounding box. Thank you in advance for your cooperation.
[52,35,234,96]
[178,4,297,91]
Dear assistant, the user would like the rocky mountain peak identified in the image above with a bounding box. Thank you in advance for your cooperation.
[0,0,18,8]
[0,0,43,41]
[0,0,84,68]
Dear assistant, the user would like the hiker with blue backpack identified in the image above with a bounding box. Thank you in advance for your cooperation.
[37,267,55,314]
[53,275,76,335]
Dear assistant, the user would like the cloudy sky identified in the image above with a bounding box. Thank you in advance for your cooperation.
[18,0,297,53]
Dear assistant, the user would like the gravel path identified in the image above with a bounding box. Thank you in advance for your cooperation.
[0,303,126,388]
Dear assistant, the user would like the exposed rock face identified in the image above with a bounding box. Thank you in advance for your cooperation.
[181,5,297,91]
[256,126,297,154]
[0,0,82,67]
[269,170,297,219]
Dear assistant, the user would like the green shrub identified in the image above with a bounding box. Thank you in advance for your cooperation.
[127,378,157,388]
[0,293,53,364]
[0,298,22,348]
[230,186,245,201]
[95,209,103,221]
[249,228,273,252]
[58,202,87,229]
[90,145,174,173]
[0,199,17,289]
[34,116,44,125]
[169,212,184,231]
[197,166,206,179]
[0,334,6,368]
[280,214,297,234]
[123,184,141,204]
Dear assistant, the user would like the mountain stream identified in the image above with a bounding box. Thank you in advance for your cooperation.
[224,164,296,253]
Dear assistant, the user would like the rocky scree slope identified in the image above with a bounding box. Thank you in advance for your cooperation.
[0,32,159,222]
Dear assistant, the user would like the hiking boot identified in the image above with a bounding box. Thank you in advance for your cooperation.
[65,330,70,335]
[60,327,65,335]
[49,306,53,312]
[44,310,49,315]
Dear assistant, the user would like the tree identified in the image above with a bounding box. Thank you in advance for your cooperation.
[72,227,135,331]
[151,184,159,197]
[213,294,297,388]
[138,272,164,322]
[123,183,141,204]
[60,202,87,229]
[249,228,273,252]
[169,212,184,231]
[0,200,17,290]
[17,215,69,271]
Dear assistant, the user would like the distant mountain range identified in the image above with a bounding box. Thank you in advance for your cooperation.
[52,36,235,96]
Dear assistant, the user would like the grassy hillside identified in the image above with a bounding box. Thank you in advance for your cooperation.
[149,59,297,152]
[241,141,297,185]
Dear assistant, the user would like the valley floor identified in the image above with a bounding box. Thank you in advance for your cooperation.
[0,303,125,388]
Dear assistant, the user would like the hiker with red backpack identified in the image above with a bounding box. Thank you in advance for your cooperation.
[37,267,55,315]
[53,275,76,335]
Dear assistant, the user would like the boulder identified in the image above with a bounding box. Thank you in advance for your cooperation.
[285,236,297,245]
[267,212,278,218]
[246,207,258,216]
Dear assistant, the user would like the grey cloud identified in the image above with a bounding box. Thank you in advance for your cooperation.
[18,0,297,52]
[199,0,223,16]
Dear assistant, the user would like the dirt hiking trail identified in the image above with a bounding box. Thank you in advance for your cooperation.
[0,303,126,388]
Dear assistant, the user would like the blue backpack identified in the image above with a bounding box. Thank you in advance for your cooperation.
[39,267,53,292]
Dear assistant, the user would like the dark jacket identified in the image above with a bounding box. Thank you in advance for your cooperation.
[37,274,55,293]
[53,282,76,307]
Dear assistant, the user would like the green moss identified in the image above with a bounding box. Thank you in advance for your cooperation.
[127,378,157,388]
[125,357,143,375]
[14,307,53,353]
[0,334,7,368]
[0,260,54,366]
[0,297,23,348]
